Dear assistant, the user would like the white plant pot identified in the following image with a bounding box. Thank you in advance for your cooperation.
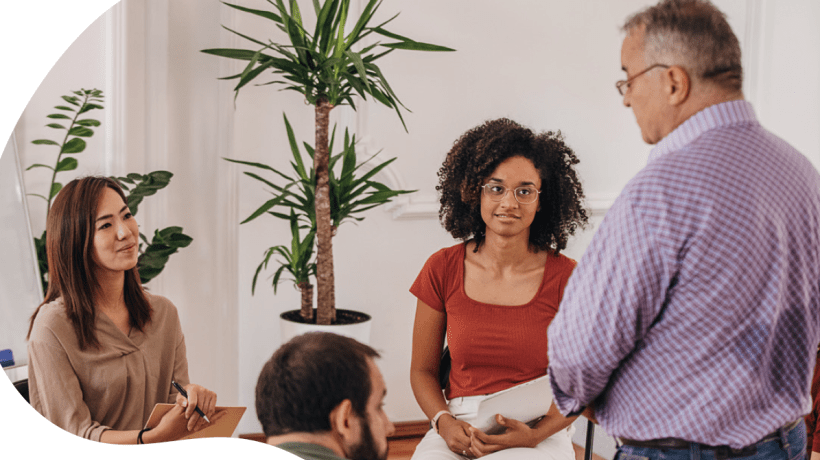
[279,308,372,345]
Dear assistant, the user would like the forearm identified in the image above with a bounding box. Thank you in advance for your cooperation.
[410,367,450,419]
[99,429,141,445]
[529,403,578,443]
[811,452,820,460]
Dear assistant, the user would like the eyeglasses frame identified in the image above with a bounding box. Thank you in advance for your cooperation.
[481,183,541,205]
[616,63,670,96]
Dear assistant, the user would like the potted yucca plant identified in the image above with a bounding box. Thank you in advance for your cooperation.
[203,0,453,328]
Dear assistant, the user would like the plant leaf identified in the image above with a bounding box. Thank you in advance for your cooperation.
[55,157,79,173]
[46,114,71,120]
[222,2,283,23]
[78,103,104,115]
[68,126,95,137]
[32,139,60,146]
[61,95,80,106]
[49,182,63,200]
[26,163,54,171]
[75,119,101,127]
[381,41,456,52]
[61,138,86,154]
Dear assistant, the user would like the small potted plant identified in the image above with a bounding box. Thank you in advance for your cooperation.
[203,0,453,333]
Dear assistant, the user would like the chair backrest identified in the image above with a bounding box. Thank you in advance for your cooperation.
[439,346,451,389]
[13,378,29,403]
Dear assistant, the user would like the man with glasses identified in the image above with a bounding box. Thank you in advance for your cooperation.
[547,1,820,459]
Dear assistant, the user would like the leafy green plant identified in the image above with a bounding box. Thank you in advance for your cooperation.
[26,89,192,290]
[110,172,194,284]
[253,210,316,319]
[203,0,453,324]
[226,114,413,316]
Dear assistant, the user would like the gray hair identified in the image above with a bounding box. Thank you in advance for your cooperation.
[623,0,742,91]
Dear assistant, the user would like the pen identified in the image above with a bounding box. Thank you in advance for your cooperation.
[171,380,211,423]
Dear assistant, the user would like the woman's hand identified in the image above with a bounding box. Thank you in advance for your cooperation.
[468,415,538,457]
[438,415,476,457]
[144,404,199,443]
[175,383,217,431]
[144,404,227,443]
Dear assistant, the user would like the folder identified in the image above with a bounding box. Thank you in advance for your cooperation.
[145,403,246,440]
[472,374,552,435]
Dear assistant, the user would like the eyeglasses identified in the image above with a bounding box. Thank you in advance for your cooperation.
[481,184,540,204]
[616,63,670,96]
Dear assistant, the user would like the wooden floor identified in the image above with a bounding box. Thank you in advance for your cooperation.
[241,421,605,460]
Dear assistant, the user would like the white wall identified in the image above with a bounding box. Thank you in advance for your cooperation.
[3,0,820,456]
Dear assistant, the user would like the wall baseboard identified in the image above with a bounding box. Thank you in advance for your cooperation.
[239,420,430,443]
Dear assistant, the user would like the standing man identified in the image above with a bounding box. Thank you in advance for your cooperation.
[547,1,820,459]
[256,332,395,460]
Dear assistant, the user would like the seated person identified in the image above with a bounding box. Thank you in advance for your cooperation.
[27,176,217,443]
[410,118,588,460]
[256,332,395,460]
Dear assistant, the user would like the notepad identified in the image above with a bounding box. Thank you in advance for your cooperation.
[145,404,246,440]
[472,375,553,435]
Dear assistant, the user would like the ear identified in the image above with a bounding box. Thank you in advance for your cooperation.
[664,65,690,106]
[329,399,359,445]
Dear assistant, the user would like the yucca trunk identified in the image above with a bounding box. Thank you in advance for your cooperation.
[298,281,314,321]
[315,98,336,325]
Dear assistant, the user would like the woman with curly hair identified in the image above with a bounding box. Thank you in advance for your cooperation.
[410,118,588,460]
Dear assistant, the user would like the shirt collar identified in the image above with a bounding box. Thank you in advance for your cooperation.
[648,100,758,163]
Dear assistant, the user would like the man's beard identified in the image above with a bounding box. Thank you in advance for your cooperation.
[347,415,388,460]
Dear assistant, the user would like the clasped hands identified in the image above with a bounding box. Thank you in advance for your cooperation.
[439,413,540,458]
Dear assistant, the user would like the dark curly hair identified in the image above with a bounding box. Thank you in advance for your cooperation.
[437,118,588,253]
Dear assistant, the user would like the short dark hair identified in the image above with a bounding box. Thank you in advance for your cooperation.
[623,0,743,92]
[256,332,381,437]
[437,118,588,254]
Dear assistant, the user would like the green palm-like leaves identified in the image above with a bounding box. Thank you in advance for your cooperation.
[226,113,414,232]
[253,210,316,295]
[202,0,454,129]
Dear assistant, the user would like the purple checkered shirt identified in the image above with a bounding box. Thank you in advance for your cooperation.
[547,100,820,448]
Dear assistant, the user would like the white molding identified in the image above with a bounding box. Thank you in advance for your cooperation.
[218,0,240,313]
[143,0,170,173]
[105,2,127,175]
[742,0,764,107]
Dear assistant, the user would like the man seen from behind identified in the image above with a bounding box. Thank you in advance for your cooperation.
[548,1,820,459]
[256,332,395,460]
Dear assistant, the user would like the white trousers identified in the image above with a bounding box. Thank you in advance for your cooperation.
[412,394,576,460]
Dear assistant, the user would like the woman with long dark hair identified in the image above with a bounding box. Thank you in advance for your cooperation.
[27,176,217,444]
[410,119,588,460]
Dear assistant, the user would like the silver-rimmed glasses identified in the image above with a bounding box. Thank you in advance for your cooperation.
[481,184,540,204]
[616,63,670,96]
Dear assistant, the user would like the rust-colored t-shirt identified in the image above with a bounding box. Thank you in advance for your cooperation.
[806,349,820,453]
[410,243,576,399]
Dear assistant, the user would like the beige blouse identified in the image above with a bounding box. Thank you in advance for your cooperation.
[27,293,190,441]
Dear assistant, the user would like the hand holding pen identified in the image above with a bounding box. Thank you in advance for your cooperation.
[172,380,215,427]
